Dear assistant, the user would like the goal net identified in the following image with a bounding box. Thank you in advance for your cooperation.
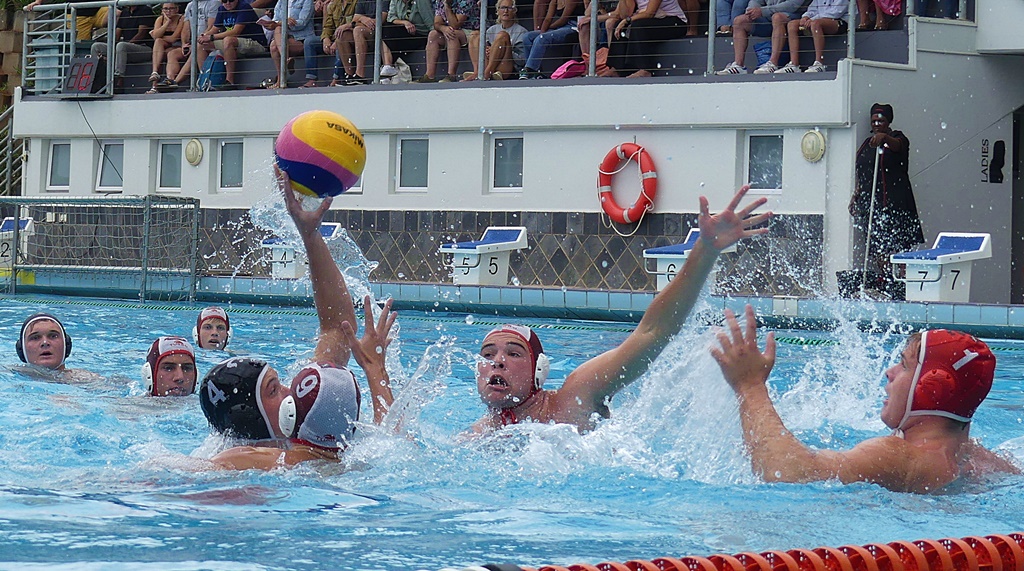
[0,196,200,301]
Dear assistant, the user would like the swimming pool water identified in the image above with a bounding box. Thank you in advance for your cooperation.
[1,295,1023,570]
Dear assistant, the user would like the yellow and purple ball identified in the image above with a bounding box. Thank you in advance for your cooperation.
[275,110,366,197]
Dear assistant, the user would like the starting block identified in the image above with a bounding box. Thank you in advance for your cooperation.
[261,222,342,279]
[891,232,991,303]
[0,217,35,271]
[439,226,528,286]
[642,229,734,292]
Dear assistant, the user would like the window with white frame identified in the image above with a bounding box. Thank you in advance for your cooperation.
[492,134,523,190]
[745,133,783,193]
[95,140,124,192]
[345,175,363,194]
[397,136,428,190]
[219,140,243,189]
[47,141,71,191]
[158,141,182,191]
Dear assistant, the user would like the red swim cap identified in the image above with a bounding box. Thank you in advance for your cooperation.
[483,324,549,390]
[143,336,196,396]
[898,330,995,429]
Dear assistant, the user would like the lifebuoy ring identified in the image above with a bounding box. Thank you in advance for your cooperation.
[597,143,657,224]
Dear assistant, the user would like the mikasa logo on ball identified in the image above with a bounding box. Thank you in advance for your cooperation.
[326,122,365,148]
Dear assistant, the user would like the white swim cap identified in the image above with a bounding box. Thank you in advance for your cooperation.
[279,364,361,450]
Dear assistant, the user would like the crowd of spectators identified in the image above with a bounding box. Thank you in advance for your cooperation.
[24,0,925,89]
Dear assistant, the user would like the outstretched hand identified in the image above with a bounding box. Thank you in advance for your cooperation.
[698,185,771,252]
[710,304,776,394]
[277,165,332,238]
[340,296,396,373]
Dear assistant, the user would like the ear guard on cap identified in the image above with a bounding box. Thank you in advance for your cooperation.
[278,395,298,438]
[142,362,154,395]
[534,353,550,391]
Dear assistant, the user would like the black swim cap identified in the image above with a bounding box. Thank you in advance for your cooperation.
[199,357,275,440]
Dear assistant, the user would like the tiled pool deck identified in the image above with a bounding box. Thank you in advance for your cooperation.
[195,277,1024,340]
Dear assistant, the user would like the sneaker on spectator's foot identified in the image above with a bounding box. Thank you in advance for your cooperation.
[438,74,458,82]
[775,62,800,73]
[380,64,398,78]
[804,60,826,72]
[518,67,540,79]
[715,61,747,75]
[415,74,438,83]
[345,74,369,85]
[752,60,778,74]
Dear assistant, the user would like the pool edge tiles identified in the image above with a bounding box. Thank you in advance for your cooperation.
[8,280,1024,339]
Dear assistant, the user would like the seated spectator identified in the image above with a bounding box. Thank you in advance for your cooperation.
[914,0,955,18]
[724,0,842,74]
[194,306,232,350]
[90,3,156,92]
[263,0,317,87]
[416,0,480,82]
[148,2,185,88]
[713,0,804,75]
[156,0,219,91]
[714,0,743,35]
[518,0,581,79]
[603,0,687,78]
[196,0,269,89]
[784,0,847,72]
[24,0,111,49]
[855,0,897,29]
[680,0,701,36]
[333,0,400,84]
[575,0,614,60]
[465,0,529,80]
[321,0,360,86]
[380,0,434,74]
[143,336,198,397]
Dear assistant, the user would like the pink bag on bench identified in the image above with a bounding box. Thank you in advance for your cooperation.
[551,59,586,79]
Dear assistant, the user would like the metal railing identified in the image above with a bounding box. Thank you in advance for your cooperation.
[0,107,24,197]
[19,0,973,94]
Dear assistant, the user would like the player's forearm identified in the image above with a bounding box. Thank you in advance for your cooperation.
[303,234,357,341]
[637,238,717,339]
[735,384,826,483]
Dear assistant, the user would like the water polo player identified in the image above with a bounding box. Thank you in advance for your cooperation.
[142,336,198,397]
[16,313,73,371]
[712,305,1020,493]
[199,170,395,469]
[194,306,231,350]
[473,186,771,433]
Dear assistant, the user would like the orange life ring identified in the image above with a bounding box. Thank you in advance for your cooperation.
[597,143,657,224]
